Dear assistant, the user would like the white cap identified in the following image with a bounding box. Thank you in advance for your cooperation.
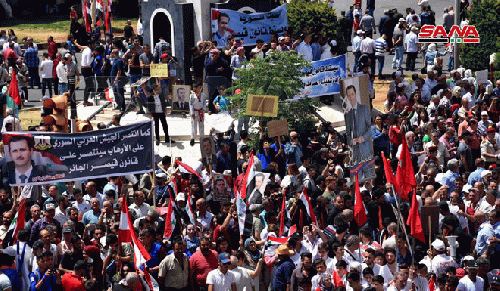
[399,18,406,22]
[482,111,489,116]
[176,193,186,202]
[357,30,364,35]
[330,40,337,46]
[431,239,445,251]
[481,170,492,178]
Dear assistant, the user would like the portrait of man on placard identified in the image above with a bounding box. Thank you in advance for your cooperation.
[341,75,374,168]
[3,135,47,185]
[172,85,190,112]
[212,12,233,47]
[213,174,231,202]
[200,136,217,167]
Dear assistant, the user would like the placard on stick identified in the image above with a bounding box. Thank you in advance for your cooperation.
[475,69,488,85]
[420,205,439,243]
[150,64,169,77]
[246,95,279,117]
[267,119,289,137]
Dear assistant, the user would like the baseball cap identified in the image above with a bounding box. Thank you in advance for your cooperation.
[156,173,167,179]
[160,53,169,59]
[399,18,406,22]
[45,203,56,211]
[330,40,337,46]
[431,239,445,251]
[357,30,364,35]
[467,260,479,269]
[487,127,496,133]
[64,53,71,58]
[482,111,489,116]
[278,36,285,41]
[175,193,186,202]
[236,46,244,52]
[63,226,72,233]
[210,49,219,53]
[218,253,231,263]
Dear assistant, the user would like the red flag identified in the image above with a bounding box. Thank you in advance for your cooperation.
[395,137,416,201]
[268,225,297,245]
[299,187,317,224]
[354,173,368,227]
[407,189,426,242]
[141,263,154,291]
[279,189,286,237]
[428,276,435,291]
[9,68,21,106]
[176,160,201,179]
[163,197,176,238]
[381,152,398,191]
[332,269,345,287]
[82,0,91,33]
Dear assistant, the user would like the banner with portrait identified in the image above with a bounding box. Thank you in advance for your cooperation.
[296,55,347,99]
[210,4,288,48]
[172,85,190,112]
[2,120,154,186]
[340,75,375,181]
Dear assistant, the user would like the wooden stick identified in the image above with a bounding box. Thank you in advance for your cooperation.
[428,216,432,250]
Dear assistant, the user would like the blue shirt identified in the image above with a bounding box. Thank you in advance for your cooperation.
[284,142,303,167]
[185,236,200,255]
[92,54,104,75]
[81,209,100,225]
[30,269,58,291]
[145,242,163,269]
[272,258,295,291]
[468,167,485,185]
[476,221,494,255]
[24,47,39,68]
[3,269,21,291]
[311,42,322,61]
[110,58,124,77]
[441,170,459,193]
[66,40,76,53]
[371,125,389,148]
[214,94,230,111]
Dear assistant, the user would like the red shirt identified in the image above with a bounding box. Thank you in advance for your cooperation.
[3,47,17,62]
[62,272,85,291]
[189,249,218,288]
[53,58,59,79]
[48,41,58,60]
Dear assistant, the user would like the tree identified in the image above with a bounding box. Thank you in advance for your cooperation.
[287,0,347,55]
[461,0,500,71]
[229,51,320,138]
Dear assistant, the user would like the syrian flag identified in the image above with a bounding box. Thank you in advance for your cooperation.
[236,190,247,236]
[186,192,196,225]
[176,160,201,179]
[354,173,368,227]
[396,137,417,201]
[407,189,426,242]
[163,197,176,239]
[82,0,92,33]
[104,87,115,102]
[2,198,26,246]
[299,187,317,224]
[267,225,297,245]
[9,68,21,106]
[240,153,255,199]
[96,0,104,25]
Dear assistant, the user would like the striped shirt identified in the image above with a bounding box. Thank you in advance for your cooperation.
[375,37,387,57]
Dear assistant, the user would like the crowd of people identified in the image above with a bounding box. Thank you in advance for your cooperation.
[1,0,500,291]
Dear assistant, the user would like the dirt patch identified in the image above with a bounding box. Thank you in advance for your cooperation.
[19,109,42,130]
[373,79,391,112]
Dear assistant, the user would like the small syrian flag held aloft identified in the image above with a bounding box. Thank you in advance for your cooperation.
[186,192,196,225]
[2,198,26,246]
[240,152,255,199]
[164,197,176,239]
[299,187,317,224]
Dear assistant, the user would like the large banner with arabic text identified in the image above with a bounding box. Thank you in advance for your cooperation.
[296,55,347,99]
[2,120,154,186]
[211,5,287,47]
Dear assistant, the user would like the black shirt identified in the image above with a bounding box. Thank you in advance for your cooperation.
[123,25,134,39]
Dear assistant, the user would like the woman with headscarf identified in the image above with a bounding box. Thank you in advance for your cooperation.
[424,43,447,73]
[243,238,261,270]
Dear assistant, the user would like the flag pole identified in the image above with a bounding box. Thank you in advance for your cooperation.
[389,185,413,257]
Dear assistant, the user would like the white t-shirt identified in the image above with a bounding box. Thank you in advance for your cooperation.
[72,200,91,215]
[231,267,254,291]
[56,62,68,83]
[40,60,53,79]
[81,47,93,67]
[457,275,484,291]
[206,269,236,291]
